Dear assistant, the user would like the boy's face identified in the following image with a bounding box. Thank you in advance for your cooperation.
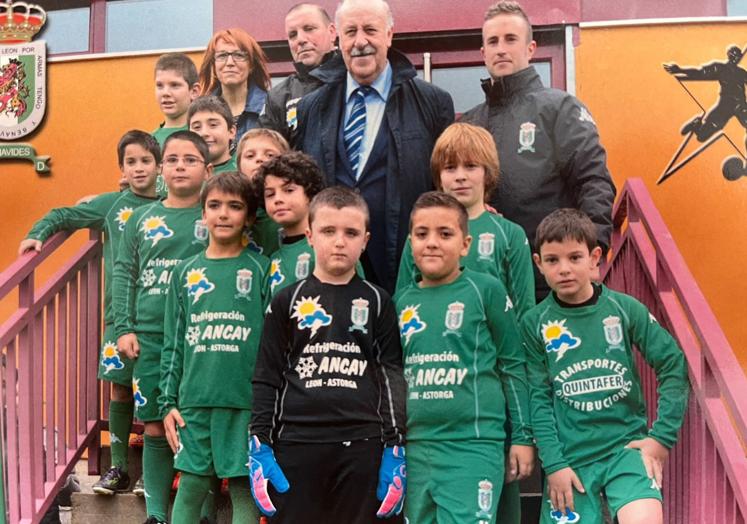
[214,39,250,88]
[439,161,487,211]
[120,143,159,194]
[155,69,198,121]
[307,205,369,280]
[534,238,602,304]
[410,207,470,287]
[238,137,282,179]
[189,110,236,164]
[203,188,251,244]
[161,139,210,197]
[263,174,309,229]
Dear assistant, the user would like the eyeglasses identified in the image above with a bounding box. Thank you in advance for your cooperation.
[163,155,205,168]
[215,51,249,63]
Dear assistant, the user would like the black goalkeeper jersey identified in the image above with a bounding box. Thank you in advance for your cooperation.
[251,274,406,446]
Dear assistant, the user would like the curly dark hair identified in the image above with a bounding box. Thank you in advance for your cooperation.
[255,151,325,201]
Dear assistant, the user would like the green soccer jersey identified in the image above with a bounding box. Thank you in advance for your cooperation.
[396,211,535,319]
[25,190,157,323]
[112,201,208,338]
[159,249,270,413]
[394,268,532,443]
[522,285,689,474]
[249,208,281,255]
[212,155,237,174]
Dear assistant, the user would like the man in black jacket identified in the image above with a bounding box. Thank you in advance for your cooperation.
[259,3,341,145]
[295,0,454,292]
[461,1,616,302]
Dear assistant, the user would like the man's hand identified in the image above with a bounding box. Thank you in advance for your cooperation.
[626,437,669,489]
[248,435,289,516]
[663,63,682,75]
[117,333,140,359]
[163,408,185,453]
[376,445,406,518]
[18,239,42,255]
[505,444,535,482]
[547,466,585,513]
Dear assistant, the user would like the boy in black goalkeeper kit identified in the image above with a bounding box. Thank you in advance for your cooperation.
[249,187,407,523]
[524,208,689,524]
[159,172,269,523]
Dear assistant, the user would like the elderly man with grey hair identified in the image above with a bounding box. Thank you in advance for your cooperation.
[295,0,455,293]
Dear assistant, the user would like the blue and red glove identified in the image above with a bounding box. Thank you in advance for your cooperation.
[248,435,289,516]
[376,445,406,518]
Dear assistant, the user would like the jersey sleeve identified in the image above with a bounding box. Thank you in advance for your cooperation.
[522,315,570,474]
[394,238,417,295]
[486,282,532,445]
[553,96,616,252]
[112,212,140,338]
[505,224,535,321]
[26,193,115,242]
[251,291,291,444]
[374,294,407,446]
[158,265,186,417]
[628,298,689,449]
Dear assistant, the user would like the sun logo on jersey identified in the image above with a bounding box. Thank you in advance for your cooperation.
[141,216,173,246]
[101,341,124,373]
[399,305,427,344]
[115,207,134,231]
[291,296,332,337]
[132,378,148,408]
[269,259,285,293]
[185,268,215,304]
[541,320,581,361]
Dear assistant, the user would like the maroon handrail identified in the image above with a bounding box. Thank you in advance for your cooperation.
[605,178,747,522]
[0,230,103,524]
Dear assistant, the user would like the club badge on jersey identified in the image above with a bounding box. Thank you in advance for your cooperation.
[235,269,253,300]
[518,122,537,153]
[349,298,369,333]
[442,301,465,336]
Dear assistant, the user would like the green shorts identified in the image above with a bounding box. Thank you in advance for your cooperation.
[406,440,504,524]
[131,333,163,422]
[174,407,251,478]
[540,447,663,523]
[97,324,135,386]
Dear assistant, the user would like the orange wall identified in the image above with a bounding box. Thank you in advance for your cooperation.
[576,22,747,366]
[0,51,204,323]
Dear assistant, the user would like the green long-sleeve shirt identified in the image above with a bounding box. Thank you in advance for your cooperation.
[522,285,689,474]
[158,249,270,415]
[25,190,157,323]
[396,211,535,319]
[394,268,532,444]
[112,201,207,338]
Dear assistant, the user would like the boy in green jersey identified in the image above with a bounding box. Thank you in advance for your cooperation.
[188,96,238,174]
[236,128,290,255]
[160,171,269,524]
[19,130,160,494]
[152,53,200,147]
[524,208,688,524]
[255,151,323,296]
[113,131,211,524]
[396,123,534,320]
[394,192,533,524]
[152,53,200,198]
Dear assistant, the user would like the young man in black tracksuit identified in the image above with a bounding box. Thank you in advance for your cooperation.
[249,187,407,523]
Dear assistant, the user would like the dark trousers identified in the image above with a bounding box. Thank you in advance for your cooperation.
[269,439,404,524]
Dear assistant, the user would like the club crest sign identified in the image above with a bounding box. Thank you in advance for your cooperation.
[0,1,47,140]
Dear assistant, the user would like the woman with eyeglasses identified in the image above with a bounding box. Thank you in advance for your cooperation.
[199,29,271,144]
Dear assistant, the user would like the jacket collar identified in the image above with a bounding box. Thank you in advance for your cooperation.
[481,65,542,106]
[294,49,339,80]
[213,82,267,115]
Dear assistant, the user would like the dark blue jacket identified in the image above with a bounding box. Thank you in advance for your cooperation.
[296,49,454,290]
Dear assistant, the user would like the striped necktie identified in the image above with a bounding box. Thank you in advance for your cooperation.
[343,86,372,176]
